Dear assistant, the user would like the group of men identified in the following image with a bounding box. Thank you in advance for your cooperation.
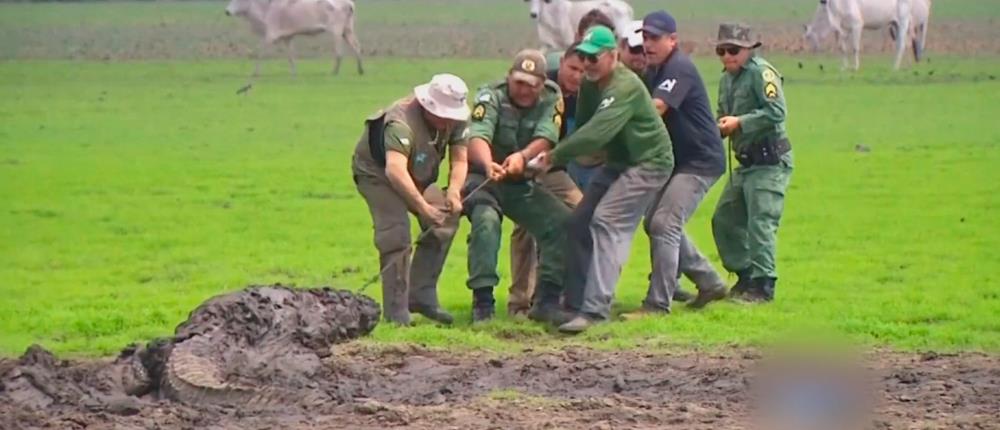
[351,10,794,334]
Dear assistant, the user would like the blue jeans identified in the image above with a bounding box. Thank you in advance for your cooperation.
[567,161,602,190]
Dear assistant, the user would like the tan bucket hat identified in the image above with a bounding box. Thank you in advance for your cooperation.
[414,74,471,121]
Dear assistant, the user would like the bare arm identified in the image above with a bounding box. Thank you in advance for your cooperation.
[519,138,555,161]
[468,137,493,172]
[447,144,468,199]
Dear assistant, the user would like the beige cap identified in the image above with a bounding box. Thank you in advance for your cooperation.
[414,74,471,121]
[508,49,548,86]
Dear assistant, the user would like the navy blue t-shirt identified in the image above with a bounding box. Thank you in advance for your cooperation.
[644,52,726,176]
[546,69,576,139]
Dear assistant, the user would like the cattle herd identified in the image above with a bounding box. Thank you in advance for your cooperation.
[222,0,933,78]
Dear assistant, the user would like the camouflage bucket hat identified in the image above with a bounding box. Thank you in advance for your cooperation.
[714,23,761,48]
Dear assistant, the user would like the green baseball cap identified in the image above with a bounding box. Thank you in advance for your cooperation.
[575,25,617,55]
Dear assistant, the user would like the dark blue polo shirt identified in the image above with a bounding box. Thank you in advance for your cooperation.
[644,52,726,176]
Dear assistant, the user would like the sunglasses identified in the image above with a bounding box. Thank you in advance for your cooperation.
[716,46,742,56]
[627,45,645,55]
[581,52,605,64]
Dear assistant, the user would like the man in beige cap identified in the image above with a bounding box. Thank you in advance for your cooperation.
[462,50,574,324]
[352,73,471,326]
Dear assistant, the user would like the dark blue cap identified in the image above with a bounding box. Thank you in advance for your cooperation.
[641,10,677,36]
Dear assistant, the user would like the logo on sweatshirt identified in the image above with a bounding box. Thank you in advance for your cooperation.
[598,96,615,110]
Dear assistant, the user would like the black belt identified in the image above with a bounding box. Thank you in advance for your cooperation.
[736,137,791,167]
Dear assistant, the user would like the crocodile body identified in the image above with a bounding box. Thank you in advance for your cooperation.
[1,285,380,411]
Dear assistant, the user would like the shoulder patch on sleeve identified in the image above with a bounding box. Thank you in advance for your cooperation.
[764,81,779,99]
[555,96,565,115]
[399,137,410,147]
[762,68,777,83]
[658,78,678,92]
[472,103,487,121]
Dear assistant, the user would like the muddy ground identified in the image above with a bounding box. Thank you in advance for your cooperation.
[2,343,997,430]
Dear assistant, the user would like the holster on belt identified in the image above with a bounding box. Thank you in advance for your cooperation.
[736,137,791,167]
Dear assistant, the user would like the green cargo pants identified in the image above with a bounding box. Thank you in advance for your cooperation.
[711,153,793,280]
[464,173,571,302]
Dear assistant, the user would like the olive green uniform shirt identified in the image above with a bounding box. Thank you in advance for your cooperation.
[352,96,468,188]
[468,79,562,162]
[717,56,788,154]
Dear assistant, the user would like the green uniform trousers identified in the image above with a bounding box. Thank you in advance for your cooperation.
[711,153,793,280]
[465,174,571,302]
[507,171,581,314]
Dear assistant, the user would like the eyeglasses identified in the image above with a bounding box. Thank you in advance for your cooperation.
[715,46,742,57]
[627,45,645,55]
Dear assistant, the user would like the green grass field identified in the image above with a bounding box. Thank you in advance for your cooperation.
[2,52,998,357]
[2,0,999,357]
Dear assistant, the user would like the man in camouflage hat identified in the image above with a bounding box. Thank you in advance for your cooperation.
[462,49,575,324]
[712,23,794,302]
[352,73,471,326]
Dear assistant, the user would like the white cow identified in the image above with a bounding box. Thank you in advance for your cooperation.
[803,0,931,70]
[525,0,634,51]
[225,0,364,77]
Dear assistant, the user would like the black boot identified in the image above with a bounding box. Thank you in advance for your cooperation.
[744,277,776,302]
[472,287,496,323]
[728,269,753,298]
[528,285,572,326]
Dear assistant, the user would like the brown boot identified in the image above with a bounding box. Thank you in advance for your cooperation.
[688,285,728,309]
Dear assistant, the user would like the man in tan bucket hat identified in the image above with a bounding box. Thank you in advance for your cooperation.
[352,73,471,326]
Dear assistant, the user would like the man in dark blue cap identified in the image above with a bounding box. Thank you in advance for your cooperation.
[621,10,730,320]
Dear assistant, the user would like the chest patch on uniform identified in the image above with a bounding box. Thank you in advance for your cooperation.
[764,81,779,99]
[598,96,615,110]
[472,104,486,121]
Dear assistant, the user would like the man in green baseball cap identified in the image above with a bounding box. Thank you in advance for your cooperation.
[533,25,675,333]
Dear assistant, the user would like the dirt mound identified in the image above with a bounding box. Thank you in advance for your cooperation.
[0,285,380,417]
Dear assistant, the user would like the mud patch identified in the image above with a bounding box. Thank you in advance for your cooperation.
[3,340,998,429]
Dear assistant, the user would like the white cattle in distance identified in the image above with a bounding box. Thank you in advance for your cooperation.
[803,0,931,70]
[225,0,364,77]
[525,0,634,51]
